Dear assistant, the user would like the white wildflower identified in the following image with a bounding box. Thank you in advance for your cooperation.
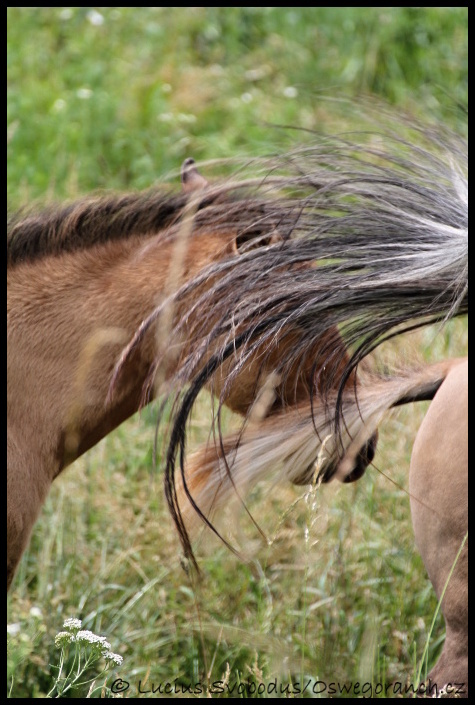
[76,630,111,651]
[103,651,124,666]
[87,10,104,26]
[283,86,298,99]
[59,8,73,21]
[7,623,21,636]
[55,631,76,647]
[29,606,43,619]
[63,617,82,631]
[77,88,93,100]
[52,98,67,113]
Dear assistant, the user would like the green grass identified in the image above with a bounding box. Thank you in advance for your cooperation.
[7,7,467,698]
[7,327,468,698]
[8,7,467,205]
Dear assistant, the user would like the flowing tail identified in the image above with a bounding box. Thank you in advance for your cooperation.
[153,117,468,565]
[174,358,462,538]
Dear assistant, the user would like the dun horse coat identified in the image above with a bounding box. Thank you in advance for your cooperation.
[8,122,467,694]
[7,159,362,589]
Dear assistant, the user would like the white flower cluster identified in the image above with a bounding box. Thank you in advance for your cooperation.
[54,618,123,667]
[55,631,76,647]
[102,651,124,666]
[76,630,111,652]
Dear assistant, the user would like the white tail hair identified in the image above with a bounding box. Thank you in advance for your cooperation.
[176,359,460,536]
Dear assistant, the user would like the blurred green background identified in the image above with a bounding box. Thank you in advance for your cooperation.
[8,7,467,205]
[7,7,467,699]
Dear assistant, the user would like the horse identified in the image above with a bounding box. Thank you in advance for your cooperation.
[8,121,467,694]
[7,158,368,591]
[127,126,466,694]
[410,358,467,694]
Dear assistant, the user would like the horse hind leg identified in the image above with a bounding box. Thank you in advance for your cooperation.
[409,359,468,697]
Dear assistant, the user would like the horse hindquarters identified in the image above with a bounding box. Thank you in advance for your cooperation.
[409,360,468,695]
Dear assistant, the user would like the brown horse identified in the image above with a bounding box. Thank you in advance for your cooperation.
[7,158,366,591]
[8,123,467,694]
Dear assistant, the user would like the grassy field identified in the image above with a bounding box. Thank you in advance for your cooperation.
[7,7,467,698]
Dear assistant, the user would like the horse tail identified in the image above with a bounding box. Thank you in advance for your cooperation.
[174,358,461,537]
[159,119,467,565]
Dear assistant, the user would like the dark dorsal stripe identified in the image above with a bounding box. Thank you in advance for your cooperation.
[7,190,194,267]
[7,185,292,269]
